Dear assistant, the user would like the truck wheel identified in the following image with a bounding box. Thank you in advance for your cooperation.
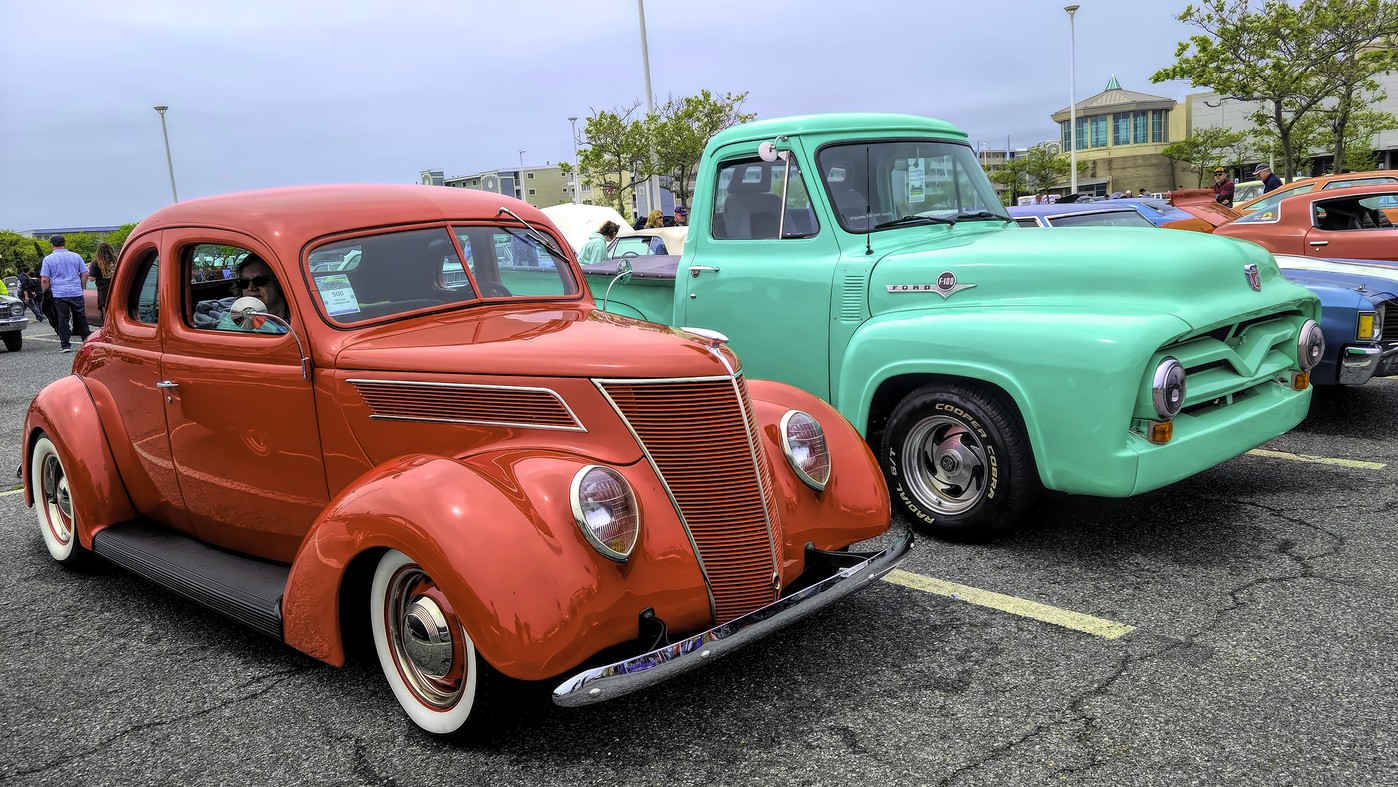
[31,434,93,568]
[370,549,502,737]
[2,331,20,352]
[881,384,1040,540]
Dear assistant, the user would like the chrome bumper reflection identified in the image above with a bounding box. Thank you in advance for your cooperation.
[1339,344,1398,385]
[552,527,914,707]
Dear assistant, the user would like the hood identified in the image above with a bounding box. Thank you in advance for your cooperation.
[334,305,739,378]
[866,224,1315,332]
[1280,267,1398,302]
[1168,189,1243,229]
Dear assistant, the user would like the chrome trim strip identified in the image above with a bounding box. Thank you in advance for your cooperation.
[552,528,914,707]
[348,378,585,432]
[593,378,717,621]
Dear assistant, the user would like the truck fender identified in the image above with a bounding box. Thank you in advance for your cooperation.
[22,376,137,548]
[281,450,709,681]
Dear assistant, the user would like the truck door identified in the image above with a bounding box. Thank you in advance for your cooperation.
[681,149,839,400]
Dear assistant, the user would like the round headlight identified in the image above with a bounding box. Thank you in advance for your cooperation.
[780,410,831,491]
[9,302,23,318]
[1296,318,1324,371]
[1152,358,1187,419]
[570,466,639,562]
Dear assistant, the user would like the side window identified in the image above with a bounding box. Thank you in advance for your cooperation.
[183,244,270,332]
[712,159,819,240]
[128,252,160,325]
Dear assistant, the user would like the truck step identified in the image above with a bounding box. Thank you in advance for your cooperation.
[91,521,289,641]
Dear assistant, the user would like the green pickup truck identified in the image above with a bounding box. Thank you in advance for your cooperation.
[580,113,1324,539]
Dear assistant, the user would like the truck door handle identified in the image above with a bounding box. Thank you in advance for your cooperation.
[689,266,721,278]
[1308,241,1328,247]
[156,381,179,388]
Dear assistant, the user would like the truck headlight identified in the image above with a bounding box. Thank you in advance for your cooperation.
[780,410,831,491]
[570,466,639,562]
[1152,358,1186,419]
[1296,319,1324,371]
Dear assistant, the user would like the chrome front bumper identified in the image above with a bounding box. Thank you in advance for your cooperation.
[1339,343,1398,384]
[552,527,914,707]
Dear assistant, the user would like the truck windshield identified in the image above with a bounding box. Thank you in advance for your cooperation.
[816,141,1008,233]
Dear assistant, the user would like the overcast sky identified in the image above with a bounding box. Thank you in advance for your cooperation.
[0,0,1202,231]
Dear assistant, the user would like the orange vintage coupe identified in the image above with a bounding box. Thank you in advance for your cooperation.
[22,185,909,737]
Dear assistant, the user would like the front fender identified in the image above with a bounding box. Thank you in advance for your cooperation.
[836,309,1191,491]
[22,376,136,547]
[281,449,711,681]
[745,379,890,578]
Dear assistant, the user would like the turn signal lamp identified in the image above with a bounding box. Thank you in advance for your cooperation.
[1358,312,1375,340]
[1147,420,1174,445]
[1291,371,1310,390]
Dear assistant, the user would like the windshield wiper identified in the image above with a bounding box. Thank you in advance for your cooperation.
[872,215,956,230]
[495,208,570,265]
[953,211,1014,223]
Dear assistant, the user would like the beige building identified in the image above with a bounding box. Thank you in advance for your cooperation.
[1050,76,1191,197]
[419,166,585,209]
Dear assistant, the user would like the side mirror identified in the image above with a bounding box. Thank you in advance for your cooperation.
[228,296,312,380]
[602,259,632,314]
[758,140,791,163]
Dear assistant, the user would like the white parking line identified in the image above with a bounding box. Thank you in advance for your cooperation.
[1246,448,1386,470]
[882,569,1136,640]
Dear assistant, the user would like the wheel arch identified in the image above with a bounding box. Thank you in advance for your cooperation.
[22,376,137,546]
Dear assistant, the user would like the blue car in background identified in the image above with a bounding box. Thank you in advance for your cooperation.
[1007,202,1155,228]
[1271,256,1398,386]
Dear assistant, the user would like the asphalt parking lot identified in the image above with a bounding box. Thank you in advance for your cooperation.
[2,317,1395,787]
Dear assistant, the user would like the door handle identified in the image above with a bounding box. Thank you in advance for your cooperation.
[156,381,179,388]
[688,265,721,278]
[1308,241,1328,247]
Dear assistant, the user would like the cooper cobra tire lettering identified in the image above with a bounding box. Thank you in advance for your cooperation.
[879,383,1040,541]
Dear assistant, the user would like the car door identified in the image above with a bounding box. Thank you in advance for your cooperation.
[159,233,328,563]
[1305,194,1398,259]
[681,144,838,400]
[79,238,193,534]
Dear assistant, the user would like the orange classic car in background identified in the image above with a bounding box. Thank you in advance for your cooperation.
[1209,183,1398,260]
[22,185,910,738]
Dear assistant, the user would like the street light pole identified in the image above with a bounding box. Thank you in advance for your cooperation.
[1065,5,1080,195]
[517,149,526,201]
[637,0,659,216]
[568,116,580,204]
[153,105,179,203]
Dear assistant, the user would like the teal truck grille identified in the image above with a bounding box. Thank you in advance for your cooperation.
[1144,313,1299,417]
[599,376,780,624]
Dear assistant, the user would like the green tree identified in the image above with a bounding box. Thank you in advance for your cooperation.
[1153,0,1398,180]
[1020,144,1075,195]
[1162,126,1252,186]
[652,90,756,208]
[107,223,138,252]
[576,102,653,216]
[988,157,1029,205]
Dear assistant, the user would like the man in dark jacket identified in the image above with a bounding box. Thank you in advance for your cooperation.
[1211,167,1235,207]
[1255,164,1283,194]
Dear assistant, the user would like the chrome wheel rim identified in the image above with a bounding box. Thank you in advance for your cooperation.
[40,451,74,547]
[900,414,988,515]
[384,566,467,710]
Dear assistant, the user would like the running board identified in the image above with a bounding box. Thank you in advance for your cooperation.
[91,521,289,641]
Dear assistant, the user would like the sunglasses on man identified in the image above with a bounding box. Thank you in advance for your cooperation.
[234,274,274,290]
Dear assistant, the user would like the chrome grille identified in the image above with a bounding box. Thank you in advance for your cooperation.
[599,376,779,624]
[350,379,581,430]
[1150,314,1300,416]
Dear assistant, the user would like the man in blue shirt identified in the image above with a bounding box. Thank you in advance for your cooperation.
[40,235,91,352]
[1255,164,1283,194]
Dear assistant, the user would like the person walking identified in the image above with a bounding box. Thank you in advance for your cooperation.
[17,268,44,320]
[39,235,90,352]
[578,221,620,265]
[1211,167,1235,207]
[1255,164,1283,194]
[89,241,117,320]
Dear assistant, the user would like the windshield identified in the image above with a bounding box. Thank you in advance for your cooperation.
[815,140,1008,233]
[307,225,578,325]
[1047,209,1154,228]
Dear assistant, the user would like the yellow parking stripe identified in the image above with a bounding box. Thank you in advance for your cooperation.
[882,569,1136,640]
[0,488,23,497]
[1246,448,1385,470]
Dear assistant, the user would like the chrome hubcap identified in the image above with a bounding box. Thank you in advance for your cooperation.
[386,567,466,709]
[901,414,988,515]
[41,453,73,545]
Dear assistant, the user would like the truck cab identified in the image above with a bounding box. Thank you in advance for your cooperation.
[583,113,1324,540]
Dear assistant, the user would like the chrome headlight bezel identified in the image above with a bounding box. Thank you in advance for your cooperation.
[1297,318,1324,371]
[780,410,831,491]
[569,465,640,563]
[1151,358,1187,419]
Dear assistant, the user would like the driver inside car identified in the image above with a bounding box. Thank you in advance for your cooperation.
[217,254,289,333]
